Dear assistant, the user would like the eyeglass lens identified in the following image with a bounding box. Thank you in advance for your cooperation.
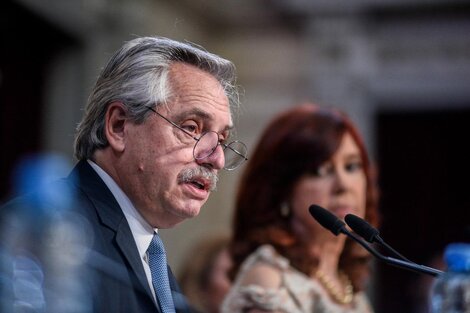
[193,132,247,170]
[223,141,248,170]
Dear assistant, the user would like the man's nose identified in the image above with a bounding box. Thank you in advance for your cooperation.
[197,144,225,170]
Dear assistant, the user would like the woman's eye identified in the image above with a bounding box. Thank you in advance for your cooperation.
[314,163,333,177]
[346,161,363,172]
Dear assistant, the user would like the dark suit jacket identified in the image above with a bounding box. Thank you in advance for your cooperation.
[0,160,193,313]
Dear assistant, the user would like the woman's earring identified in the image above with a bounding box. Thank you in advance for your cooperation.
[280,202,290,218]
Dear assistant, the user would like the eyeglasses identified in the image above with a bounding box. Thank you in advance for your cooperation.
[145,106,248,170]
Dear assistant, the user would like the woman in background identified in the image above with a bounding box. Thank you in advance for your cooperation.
[222,104,379,313]
[179,235,232,313]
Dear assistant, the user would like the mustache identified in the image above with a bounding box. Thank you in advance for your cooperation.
[177,166,219,191]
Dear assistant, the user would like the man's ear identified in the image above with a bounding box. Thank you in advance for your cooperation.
[105,102,128,152]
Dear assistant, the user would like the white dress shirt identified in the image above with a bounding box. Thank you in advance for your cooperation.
[87,160,158,302]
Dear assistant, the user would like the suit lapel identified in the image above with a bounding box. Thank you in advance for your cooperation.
[71,161,191,312]
[115,220,156,304]
[70,160,157,307]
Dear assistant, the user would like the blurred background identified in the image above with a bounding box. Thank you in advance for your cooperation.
[1,0,470,312]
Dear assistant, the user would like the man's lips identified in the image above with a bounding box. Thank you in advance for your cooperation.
[188,177,210,191]
[182,181,209,200]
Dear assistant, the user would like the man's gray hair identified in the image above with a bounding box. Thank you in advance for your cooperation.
[74,36,239,160]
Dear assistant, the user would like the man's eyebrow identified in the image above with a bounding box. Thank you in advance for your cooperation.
[172,108,234,131]
[173,108,210,121]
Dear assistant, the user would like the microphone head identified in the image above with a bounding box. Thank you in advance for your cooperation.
[344,214,379,243]
[308,205,346,236]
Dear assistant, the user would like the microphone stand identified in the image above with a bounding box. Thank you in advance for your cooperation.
[340,228,443,277]
[344,213,413,263]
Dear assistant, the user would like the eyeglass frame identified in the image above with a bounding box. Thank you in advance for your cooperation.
[144,105,248,170]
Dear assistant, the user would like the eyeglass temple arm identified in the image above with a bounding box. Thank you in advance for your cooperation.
[145,105,199,141]
[222,143,248,161]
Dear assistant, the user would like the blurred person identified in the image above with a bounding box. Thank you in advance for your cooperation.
[0,36,247,313]
[179,235,232,313]
[222,104,379,313]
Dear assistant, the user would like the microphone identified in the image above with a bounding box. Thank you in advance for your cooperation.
[344,213,412,263]
[309,204,347,236]
[308,204,443,277]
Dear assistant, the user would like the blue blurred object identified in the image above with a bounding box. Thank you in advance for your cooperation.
[444,243,470,273]
[431,243,470,313]
[13,153,71,192]
[0,153,94,313]
[10,153,75,224]
[12,253,46,312]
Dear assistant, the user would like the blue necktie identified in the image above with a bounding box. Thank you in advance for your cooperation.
[148,233,176,313]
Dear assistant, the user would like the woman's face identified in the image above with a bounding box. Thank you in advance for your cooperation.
[290,132,367,236]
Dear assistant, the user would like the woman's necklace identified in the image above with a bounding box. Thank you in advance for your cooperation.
[315,269,354,305]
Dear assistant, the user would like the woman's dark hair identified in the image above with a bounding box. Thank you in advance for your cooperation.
[229,103,379,292]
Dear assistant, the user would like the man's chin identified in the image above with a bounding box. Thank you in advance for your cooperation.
[160,209,198,228]
[176,204,202,219]
[184,206,201,218]
[162,200,204,226]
